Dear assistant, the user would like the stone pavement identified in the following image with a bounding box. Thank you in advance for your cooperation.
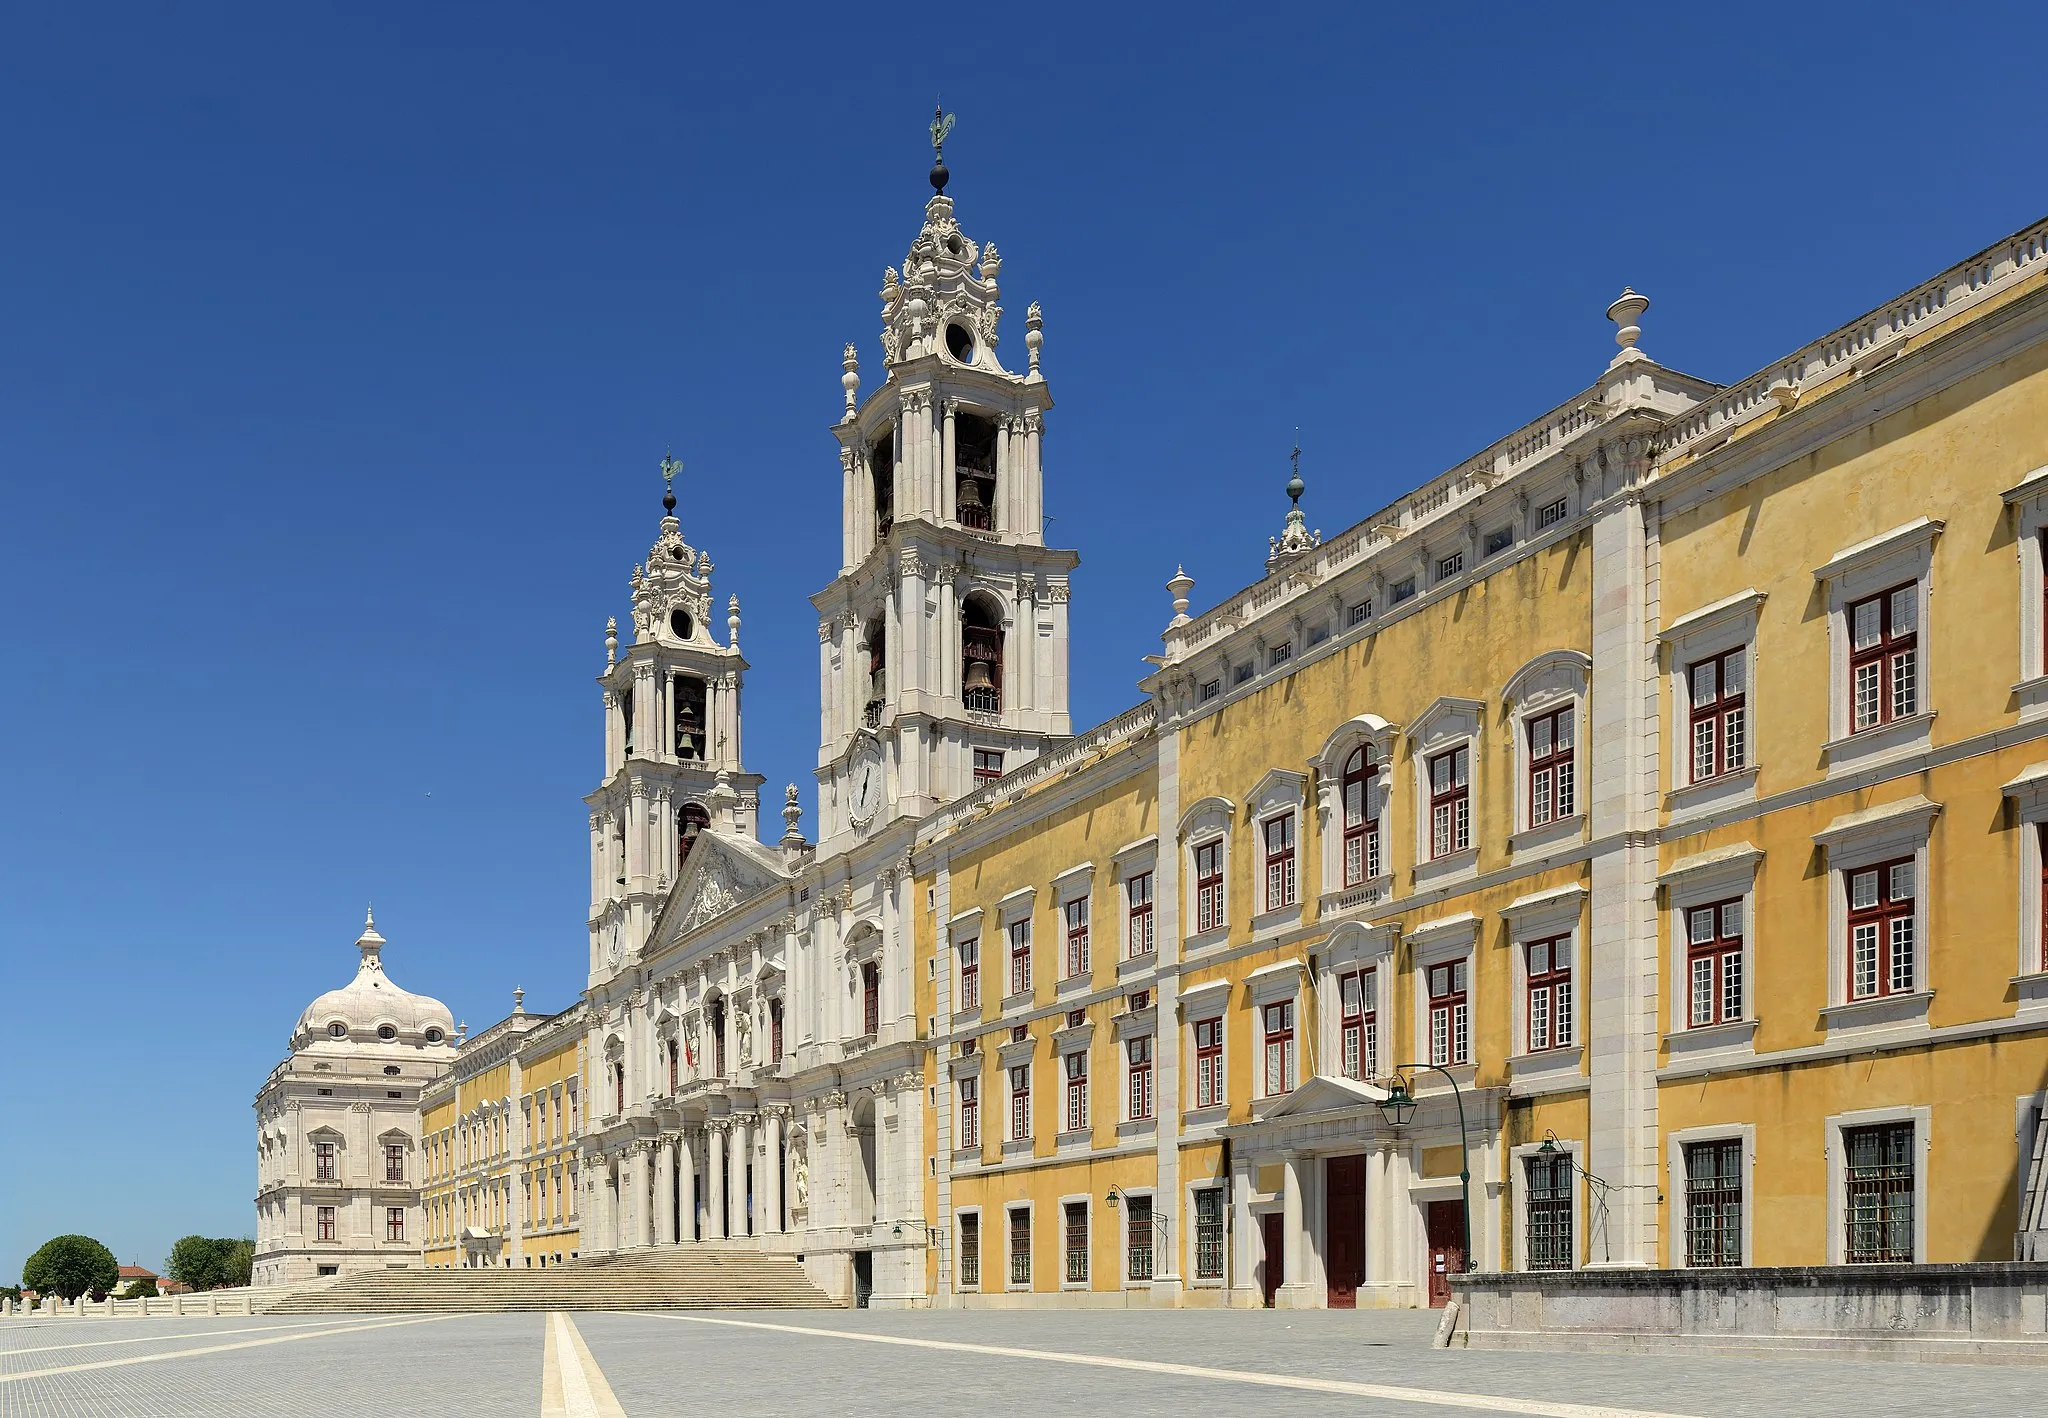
[1,1307,2040,1416]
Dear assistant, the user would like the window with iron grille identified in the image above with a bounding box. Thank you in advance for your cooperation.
[1127,1195,1154,1280]
[1194,1016,1224,1108]
[958,1076,979,1149]
[1537,496,1568,528]
[1194,1187,1225,1279]
[1524,936,1573,1052]
[1684,1139,1743,1267]
[1847,857,1915,999]
[1340,968,1376,1080]
[1525,1153,1573,1270]
[386,1206,405,1242]
[1430,746,1471,858]
[1526,705,1575,826]
[1429,960,1470,1067]
[958,937,980,1010]
[315,1141,336,1181]
[1008,918,1032,996]
[1064,1201,1089,1284]
[1688,647,1747,782]
[316,1206,336,1241]
[1263,813,1297,911]
[1194,840,1225,933]
[1064,896,1091,978]
[1341,747,1380,885]
[973,748,1004,783]
[1262,1000,1296,1095]
[1126,872,1154,957]
[1009,1207,1031,1285]
[385,1143,405,1183]
[1009,1064,1031,1141]
[1849,583,1918,732]
[1064,1051,1089,1132]
[1127,1035,1154,1120]
[1686,899,1744,1027]
[959,1211,981,1287]
[1844,1122,1915,1262]
[861,960,880,1035]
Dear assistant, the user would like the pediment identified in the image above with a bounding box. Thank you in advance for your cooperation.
[1259,1073,1390,1121]
[649,829,790,949]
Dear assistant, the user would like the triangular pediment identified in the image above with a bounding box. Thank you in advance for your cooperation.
[1259,1073,1390,1121]
[649,829,790,950]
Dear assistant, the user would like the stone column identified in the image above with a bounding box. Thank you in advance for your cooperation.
[677,1127,697,1241]
[1281,1151,1305,1305]
[729,1114,753,1238]
[706,1122,728,1240]
[1229,1152,1258,1307]
[655,1135,677,1245]
[763,1107,785,1235]
[634,1144,656,1249]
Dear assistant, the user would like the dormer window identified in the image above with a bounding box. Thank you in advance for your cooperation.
[962,595,1003,714]
[377,1025,397,1041]
[328,1022,347,1039]
[871,429,896,539]
[424,1028,444,1045]
[955,412,998,531]
[673,675,706,760]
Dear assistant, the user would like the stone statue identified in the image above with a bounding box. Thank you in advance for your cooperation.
[791,1141,810,1208]
[734,1009,752,1066]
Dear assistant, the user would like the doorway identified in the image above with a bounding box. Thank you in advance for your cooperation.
[1326,1154,1366,1308]
[852,1250,873,1309]
[1425,1199,1467,1308]
[1260,1213,1284,1307]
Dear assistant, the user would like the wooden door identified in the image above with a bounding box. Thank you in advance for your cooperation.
[1326,1154,1366,1308]
[1425,1199,1466,1308]
[1260,1212,1284,1307]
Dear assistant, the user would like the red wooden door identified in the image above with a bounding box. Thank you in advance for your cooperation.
[1326,1154,1366,1308]
[1425,1199,1466,1308]
[1261,1212,1284,1307]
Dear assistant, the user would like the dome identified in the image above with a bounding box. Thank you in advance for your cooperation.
[294,911,456,1048]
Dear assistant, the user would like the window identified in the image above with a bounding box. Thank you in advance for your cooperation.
[1125,872,1154,957]
[328,1022,347,1039]
[1390,577,1416,604]
[1194,840,1225,933]
[1064,897,1091,978]
[1009,1208,1032,1285]
[711,1000,726,1077]
[962,595,1004,714]
[1347,599,1373,627]
[1848,858,1915,999]
[1262,814,1297,911]
[1524,937,1573,1052]
[1127,1036,1154,1121]
[769,998,784,1062]
[1308,624,1329,647]
[1688,648,1747,782]
[1429,746,1471,858]
[1193,1017,1224,1108]
[1849,584,1918,731]
[1341,747,1380,885]
[1008,919,1032,996]
[974,749,1004,783]
[1234,663,1254,685]
[1683,1140,1743,1267]
[959,1212,981,1287]
[1194,1188,1225,1279]
[1064,1052,1089,1132]
[861,960,881,1034]
[1428,960,1470,1067]
[1199,679,1221,701]
[666,1037,679,1092]
[2041,824,2048,972]
[1844,1123,1915,1262]
[1009,1064,1031,1141]
[1526,706,1575,826]
[1537,496,1568,528]
[958,937,980,1010]
[1686,900,1744,1027]
[1270,641,1293,668]
[385,1143,405,1183]
[958,1077,980,1149]
[1340,968,1376,1080]
[1484,526,1514,558]
[377,1024,397,1041]
[1064,1201,1089,1284]
[315,1141,337,1181]
[1525,1153,1573,1270]
[1126,1194,1154,1281]
[386,1207,405,1242]
[1262,1000,1296,1095]
[1437,552,1464,581]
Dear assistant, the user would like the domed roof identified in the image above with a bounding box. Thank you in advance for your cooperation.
[294,911,456,1047]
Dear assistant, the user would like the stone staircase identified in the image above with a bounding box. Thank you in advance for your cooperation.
[263,1247,836,1314]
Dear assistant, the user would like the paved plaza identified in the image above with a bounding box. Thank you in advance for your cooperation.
[1,1308,2042,1417]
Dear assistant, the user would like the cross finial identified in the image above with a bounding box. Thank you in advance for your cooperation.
[1287,433,1304,507]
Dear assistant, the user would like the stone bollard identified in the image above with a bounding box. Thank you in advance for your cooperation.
[207,1292,219,1316]
[173,1293,185,1316]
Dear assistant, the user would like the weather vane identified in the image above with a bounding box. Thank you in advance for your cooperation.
[930,102,955,157]
[660,451,681,515]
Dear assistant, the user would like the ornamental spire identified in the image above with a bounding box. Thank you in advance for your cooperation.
[1266,436,1321,574]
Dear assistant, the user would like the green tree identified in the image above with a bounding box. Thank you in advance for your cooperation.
[165,1236,254,1292]
[21,1235,118,1300]
[119,1275,159,1299]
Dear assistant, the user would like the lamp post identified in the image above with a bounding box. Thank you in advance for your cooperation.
[1378,1063,1471,1274]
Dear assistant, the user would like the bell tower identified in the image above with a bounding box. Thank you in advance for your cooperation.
[813,111,1077,849]
[586,458,765,984]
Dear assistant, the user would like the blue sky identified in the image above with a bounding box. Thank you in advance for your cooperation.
[2,3,2042,1279]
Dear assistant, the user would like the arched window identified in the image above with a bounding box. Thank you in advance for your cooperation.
[678,803,710,871]
[864,619,886,727]
[962,595,1003,714]
[673,675,706,761]
[871,428,896,539]
[955,412,997,531]
[1342,746,1381,886]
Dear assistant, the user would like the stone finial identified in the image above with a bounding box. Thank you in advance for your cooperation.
[456,1020,468,1044]
[605,616,618,667]
[841,343,860,421]
[1167,566,1195,627]
[1265,440,1322,574]
[356,909,386,970]
[513,987,526,1015]
[727,594,741,650]
[781,783,807,846]
[1606,287,1651,368]
[1025,302,1043,379]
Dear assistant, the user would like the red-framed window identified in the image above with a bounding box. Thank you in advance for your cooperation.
[666,1037,679,1092]
[973,748,1004,783]
[959,1076,979,1150]
[1009,1208,1032,1285]
[1064,1051,1088,1132]
[316,1205,336,1241]
[386,1207,405,1242]
[958,937,980,1010]
[1340,968,1376,1080]
[1194,840,1225,933]
[1008,919,1032,996]
[385,1143,405,1183]
[1689,648,1747,783]
[1126,872,1154,957]
[1262,999,1296,1095]
[861,960,880,1035]
[1064,1201,1089,1284]
[1428,959,1470,1067]
[1127,1035,1154,1121]
[1848,857,1916,999]
[1193,1016,1224,1108]
[958,1211,981,1287]
[769,998,784,1062]
[315,1141,336,1181]
[711,1000,726,1077]
[1009,1064,1031,1141]
[1064,896,1091,978]
[1341,747,1380,885]
[1524,936,1573,1052]
[1263,813,1297,911]
[1526,706,1575,826]
[1686,899,1745,1027]
[1430,746,1471,858]
[1849,583,1918,732]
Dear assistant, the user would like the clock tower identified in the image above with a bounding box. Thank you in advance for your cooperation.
[813,114,1077,849]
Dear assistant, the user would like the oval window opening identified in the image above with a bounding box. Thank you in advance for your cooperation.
[669,608,694,639]
[377,1024,397,1041]
[946,323,975,363]
[425,1028,445,1044]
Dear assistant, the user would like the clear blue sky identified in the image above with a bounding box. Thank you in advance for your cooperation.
[2,3,2041,1280]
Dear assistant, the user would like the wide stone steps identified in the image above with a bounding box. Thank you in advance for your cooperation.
[264,1248,836,1313]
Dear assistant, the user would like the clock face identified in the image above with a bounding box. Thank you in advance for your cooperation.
[849,744,884,826]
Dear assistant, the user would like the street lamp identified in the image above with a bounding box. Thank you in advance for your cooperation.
[1377,1062,1472,1274]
